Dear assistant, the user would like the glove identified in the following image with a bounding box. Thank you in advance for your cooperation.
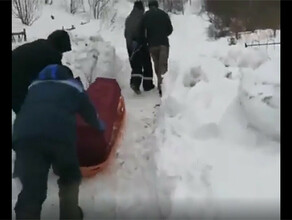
[97,119,106,132]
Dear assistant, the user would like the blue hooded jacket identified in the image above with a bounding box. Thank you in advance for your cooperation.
[12,64,104,147]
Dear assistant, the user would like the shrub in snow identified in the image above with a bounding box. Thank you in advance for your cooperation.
[205,0,279,35]
[70,0,86,14]
[207,22,230,40]
[88,0,110,19]
[12,0,42,26]
[44,0,53,4]
[159,0,188,14]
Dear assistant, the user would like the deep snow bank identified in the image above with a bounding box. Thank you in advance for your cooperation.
[154,12,280,219]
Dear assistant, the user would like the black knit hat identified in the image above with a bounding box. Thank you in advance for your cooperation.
[148,0,158,8]
[47,30,72,53]
[134,1,144,10]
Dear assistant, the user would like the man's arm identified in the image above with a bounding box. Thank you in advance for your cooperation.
[165,13,173,36]
[140,15,147,44]
[78,91,105,131]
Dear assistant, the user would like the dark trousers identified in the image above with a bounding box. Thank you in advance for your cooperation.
[13,138,82,220]
[127,45,154,90]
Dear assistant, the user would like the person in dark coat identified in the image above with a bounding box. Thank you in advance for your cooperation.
[142,0,173,96]
[124,0,155,94]
[12,64,105,220]
[12,30,72,115]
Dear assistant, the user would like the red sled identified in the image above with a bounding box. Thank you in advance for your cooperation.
[76,78,126,178]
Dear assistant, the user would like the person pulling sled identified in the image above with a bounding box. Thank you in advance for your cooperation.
[125,1,155,95]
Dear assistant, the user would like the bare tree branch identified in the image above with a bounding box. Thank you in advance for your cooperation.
[12,0,41,26]
[88,0,110,19]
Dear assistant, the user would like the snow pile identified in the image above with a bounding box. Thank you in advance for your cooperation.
[62,35,121,88]
[219,45,270,69]
[155,12,280,219]
[239,55,280,140]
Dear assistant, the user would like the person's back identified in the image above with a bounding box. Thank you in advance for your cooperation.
[142,5,173,47]
[12,30,71,114]
[12,39,61,107]
[124,5,145,47]
[13,64,102,146]
[142,0,173,96]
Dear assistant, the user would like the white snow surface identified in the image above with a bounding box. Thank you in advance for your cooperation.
[12,1,280,219]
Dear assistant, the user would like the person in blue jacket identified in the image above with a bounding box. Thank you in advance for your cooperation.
[12,64,105,220]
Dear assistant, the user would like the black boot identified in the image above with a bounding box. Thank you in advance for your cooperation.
[159,88,162,97]
[143,79,155,92]
[130,84,141,95]
[143,84,155,92]
[59,181,82,220]
[158,83,162,97]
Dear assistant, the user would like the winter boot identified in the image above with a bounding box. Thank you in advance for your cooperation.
[130,84,141,95]
[143,79,155,92]
[158,83,162,97]
[143,84,155,92]
[59,181,82,220]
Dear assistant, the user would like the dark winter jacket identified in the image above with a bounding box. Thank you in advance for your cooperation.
[142,7,173,47]
[12,64,103,148]
[12,30,71,114]
[124,7,145,49]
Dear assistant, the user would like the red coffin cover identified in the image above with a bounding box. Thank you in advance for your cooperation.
[76,78,121,167]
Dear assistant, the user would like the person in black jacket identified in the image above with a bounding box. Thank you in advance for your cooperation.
[12,64,105,220]
[12,30,72,115]
[124,1,155,94]
[142,0,173,96]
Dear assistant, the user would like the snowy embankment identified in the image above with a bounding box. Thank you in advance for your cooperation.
[12,1,280,219]
[154,5,280,219]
